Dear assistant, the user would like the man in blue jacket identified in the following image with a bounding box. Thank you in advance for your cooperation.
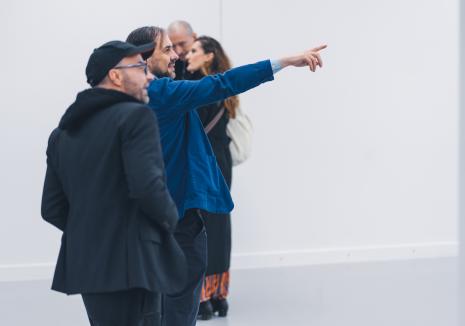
[127,26,326,326]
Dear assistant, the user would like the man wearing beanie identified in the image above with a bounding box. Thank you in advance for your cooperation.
[41,40,187,326]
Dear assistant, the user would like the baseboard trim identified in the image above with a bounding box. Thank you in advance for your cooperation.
[0,262,55,283]
[231,241,458,270]
[0,242,457,282]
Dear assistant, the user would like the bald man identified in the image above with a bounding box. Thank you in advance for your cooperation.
[167,20,197,80]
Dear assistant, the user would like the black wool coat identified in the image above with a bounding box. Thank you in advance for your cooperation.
[41,88,187,295]
[197,102,232,274]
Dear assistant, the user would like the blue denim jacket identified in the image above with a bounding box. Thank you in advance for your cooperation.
[147,60,274,218]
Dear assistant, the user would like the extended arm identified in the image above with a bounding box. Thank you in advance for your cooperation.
[148,60,274,115]
[148,44,327,116]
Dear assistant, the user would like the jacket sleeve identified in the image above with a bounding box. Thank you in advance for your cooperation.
[120,106,179,233]
[149,60,274,117]
[41,129,69,231]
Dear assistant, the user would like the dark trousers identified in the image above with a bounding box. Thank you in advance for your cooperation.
[162,209,207,326]
[81,288,162,326]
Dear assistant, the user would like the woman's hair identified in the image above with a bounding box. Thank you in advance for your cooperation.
[196,36,239,118]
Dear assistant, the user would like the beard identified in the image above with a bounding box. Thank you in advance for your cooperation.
[127,86,148,103]
[152,69,171,78]
[121,79,148,104]
[139,89,149,104]
[150,61,176,79]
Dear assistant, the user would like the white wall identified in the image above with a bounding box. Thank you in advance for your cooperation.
[459,0,465,324]
[0,0,222,280]
[224,0,459,266]
[0,0,459,281]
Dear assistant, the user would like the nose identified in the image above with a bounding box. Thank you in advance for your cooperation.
[171,49,179,61]
[173,45,182,56]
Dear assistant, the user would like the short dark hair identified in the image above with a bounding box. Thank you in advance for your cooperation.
[126,26,165,60]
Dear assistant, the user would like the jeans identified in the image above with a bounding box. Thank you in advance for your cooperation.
[162,209,207,326]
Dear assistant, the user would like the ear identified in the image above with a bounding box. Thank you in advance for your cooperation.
[205,52,214,63]
[192,32,197,40]
[108,69,123,87]
[146,56,155,73]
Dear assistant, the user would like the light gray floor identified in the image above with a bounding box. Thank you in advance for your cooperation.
[0,257,458,326]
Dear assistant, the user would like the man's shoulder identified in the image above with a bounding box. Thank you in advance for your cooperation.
[109,101,149,113]
[104,101,153,120]
[47,127,62,147]
[114,102,158,127]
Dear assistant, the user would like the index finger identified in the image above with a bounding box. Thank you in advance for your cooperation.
[312,44,328,52]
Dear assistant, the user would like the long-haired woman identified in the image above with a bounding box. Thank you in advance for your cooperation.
[185,36,239,320]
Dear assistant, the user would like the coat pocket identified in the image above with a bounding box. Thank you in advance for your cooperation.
[139,218,163,244]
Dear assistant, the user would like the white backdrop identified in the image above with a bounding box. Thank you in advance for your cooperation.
[0,0,222,279]
[0,0,459,281]
[224,0,459,267]
[459,0,465,324]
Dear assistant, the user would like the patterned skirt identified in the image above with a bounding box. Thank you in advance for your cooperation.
[200,271,230,302]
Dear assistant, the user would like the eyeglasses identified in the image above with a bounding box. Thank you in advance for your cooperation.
[113,62,148,75]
